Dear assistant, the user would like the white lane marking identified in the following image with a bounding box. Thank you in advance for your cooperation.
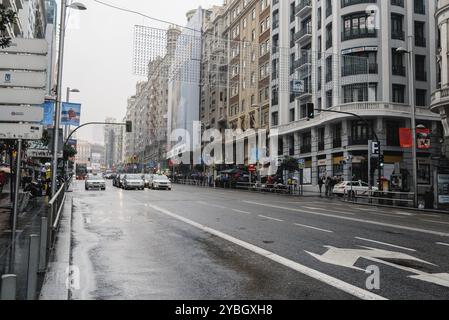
[258,215,284,222]
[303,207,355,215]
[197,201,227,210]
[146,203,386,300]
[367,212,405,219]
[294,223,333,234]
[355,237,416,252]
[437,242,449,247]
[232,209,252,215]
[421,220,449,226]
[392,211,414,217]
[243,201,449,238]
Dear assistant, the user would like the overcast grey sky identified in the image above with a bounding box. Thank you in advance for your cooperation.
[61,0,221,144]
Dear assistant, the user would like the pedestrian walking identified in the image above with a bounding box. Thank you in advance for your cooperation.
[325,176,331,197]
[318,176,324,197]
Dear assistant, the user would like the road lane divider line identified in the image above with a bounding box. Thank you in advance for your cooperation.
[303,207,355,215]
[421,220,449,226]
[146,203,387,300]
[242,201,449,238]
[355,237,416,252]
[365,212,405,219]
[294,223,333,234]
[436,242,449,247]
[232,209,252,215]
[258,215,284,222]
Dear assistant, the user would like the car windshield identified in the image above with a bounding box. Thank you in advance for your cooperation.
[87,175,103,181]
[144,175,152,179]
[154,175,169,181]
[126,175,143,179]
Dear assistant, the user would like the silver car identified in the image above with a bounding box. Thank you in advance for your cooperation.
[123,174,145,190]
[85,174,106,191]
[150,175,172,190]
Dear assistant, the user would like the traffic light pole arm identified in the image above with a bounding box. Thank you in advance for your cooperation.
[314,109,379,144]
[64,122,129,146]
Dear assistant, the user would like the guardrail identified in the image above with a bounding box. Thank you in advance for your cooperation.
[1,176,72,300]
[343,189,415,208]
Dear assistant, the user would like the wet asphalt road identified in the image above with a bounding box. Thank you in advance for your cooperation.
[69,181,449,300]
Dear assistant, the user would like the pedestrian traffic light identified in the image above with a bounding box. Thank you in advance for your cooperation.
[126,121,133,133]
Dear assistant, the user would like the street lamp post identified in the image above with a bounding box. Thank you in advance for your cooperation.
[397,37,418,207]
[51,1,86,197]
[252,104,263,185]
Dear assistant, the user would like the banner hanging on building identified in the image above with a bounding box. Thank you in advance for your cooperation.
[61,102,81,126]
[417,128,431,149]
[399,128,412,148]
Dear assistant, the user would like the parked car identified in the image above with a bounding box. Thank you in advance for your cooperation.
[85,174,106,191]
[144,174,153,188]
[123,174,145,190]
[333,181,378,197]
[150,174,172,190]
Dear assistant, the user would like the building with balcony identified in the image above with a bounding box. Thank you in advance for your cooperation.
[432,0,449,156]
[272,0,442,195]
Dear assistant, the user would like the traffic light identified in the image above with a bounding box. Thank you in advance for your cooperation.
[126,121,133,133]
[379,155,385,168]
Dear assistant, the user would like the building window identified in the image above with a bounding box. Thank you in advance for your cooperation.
[289,108,295,122]
[272,112,279,126]
[391,13,404,40]
[392,84,405,103]
[386,121,402,147]
[416,89,426,107]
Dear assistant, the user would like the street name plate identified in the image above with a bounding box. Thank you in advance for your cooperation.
[0,123,43,140]
[0,106,44,122]
[0,71,46,88]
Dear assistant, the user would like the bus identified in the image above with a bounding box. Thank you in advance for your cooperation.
[76,164,88,180]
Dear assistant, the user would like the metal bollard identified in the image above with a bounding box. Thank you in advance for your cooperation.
[1,274,17,300]
[39,217,48,272]
[26,234,40,300]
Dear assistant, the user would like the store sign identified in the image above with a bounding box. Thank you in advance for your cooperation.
[291,80,305,94]
[341,46,378,55]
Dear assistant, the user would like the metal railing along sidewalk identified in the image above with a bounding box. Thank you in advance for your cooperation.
[0,176,72,300]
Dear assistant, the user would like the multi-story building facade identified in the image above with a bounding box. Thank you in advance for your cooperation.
[270,0,442,195]
[223,0,271,132]
[76,140,92,166]
[201,5,228,134]
[431,0,449,159]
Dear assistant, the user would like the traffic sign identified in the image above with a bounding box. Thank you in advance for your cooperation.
[0,123,43,140]
[0,70,46,88]
[0,105,44,122]
[371,141,380,156]
[0,87,46,105]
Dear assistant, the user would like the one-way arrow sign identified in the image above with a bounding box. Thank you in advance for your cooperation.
[307,246,449,288]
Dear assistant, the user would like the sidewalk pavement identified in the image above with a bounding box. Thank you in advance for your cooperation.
[0,193,47,300]
[39,194,73,300]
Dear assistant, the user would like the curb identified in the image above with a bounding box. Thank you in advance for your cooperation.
[38,194,73,300]
[341,199,449,215]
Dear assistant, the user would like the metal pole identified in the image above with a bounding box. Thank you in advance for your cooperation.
[368,140,372,188]
[10,139,22,273]
[407,36,418,208]
[52,0,68,197]
[26,234,40,300]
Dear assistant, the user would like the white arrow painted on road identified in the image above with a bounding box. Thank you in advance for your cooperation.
[307,246,449,288]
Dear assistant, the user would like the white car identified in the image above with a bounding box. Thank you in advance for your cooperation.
[333,181,378,197]
[85,174,106,191]
[150,175,172,190]
[123,174,145,190]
